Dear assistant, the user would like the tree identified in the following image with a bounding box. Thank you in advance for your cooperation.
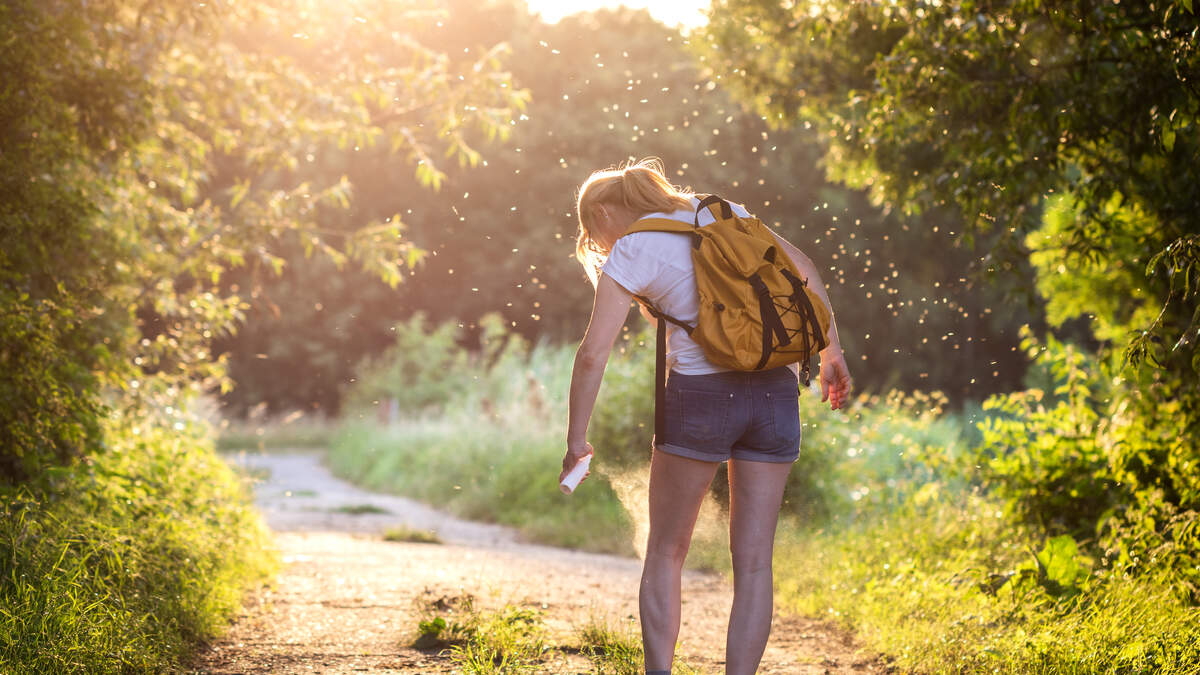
[0,0,526,481]
[218,0,1038,415]
[700,0,1200,587]
[701,0,1198,366]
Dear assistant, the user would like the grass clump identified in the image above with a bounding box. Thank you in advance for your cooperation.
[449,606,549,674]
[331,503,391,515]
[578,617,644,674]
[383,526,441,544]
[577,617,704,675]
[411,594,549,673]
[0,412,276,674]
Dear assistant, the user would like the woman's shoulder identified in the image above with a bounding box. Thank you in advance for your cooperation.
[613,230,690,251]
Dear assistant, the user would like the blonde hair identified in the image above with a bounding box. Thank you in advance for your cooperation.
[574,158,694,284]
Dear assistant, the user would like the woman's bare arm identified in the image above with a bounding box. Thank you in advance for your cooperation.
[563,273,634,479]
[770,230,853,409]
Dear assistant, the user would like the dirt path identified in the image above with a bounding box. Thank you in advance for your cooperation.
[188,451,890,674]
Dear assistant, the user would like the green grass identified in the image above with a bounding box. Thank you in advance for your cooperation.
[331,318,1200,672]
[410,594,548,673]
[577,617,705,675]
[332,503,391,515]
[0,413,276,674]
[578,617,646,675]
[447,606,549,674]
[329,419,636,555]
[216,415,337,452]
[383,526,442,544]
[410,594,705,674]
[774,497,1200,674]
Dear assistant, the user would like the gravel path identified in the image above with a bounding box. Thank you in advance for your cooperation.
[187,450,890,674]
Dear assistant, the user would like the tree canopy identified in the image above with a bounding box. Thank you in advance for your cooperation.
[699,0,1200,589]
[701,0,1198,368]
[217,0,1038,415]
[0,0,526,481]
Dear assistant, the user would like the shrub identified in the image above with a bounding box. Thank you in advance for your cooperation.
[0,411,275,673]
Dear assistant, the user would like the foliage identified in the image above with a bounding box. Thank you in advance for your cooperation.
[410,594,549,673]
[447,606,548,674]
[775,497,1200,674]
[218,0,1037,416]
[702,0,1200,604]
[577,618,645,675]
[973,328,1118,534]
[344,313,473,415]
[970,328,1200,601]
[330,415,635,554]
[0,0,526,481]
[0,410,275,673]
[382,525,442,544]
[701,0,1199,287]
[586,328,657,467]
[328,324,635,554]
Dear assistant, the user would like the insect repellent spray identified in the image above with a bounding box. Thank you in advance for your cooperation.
[559,454,592,495]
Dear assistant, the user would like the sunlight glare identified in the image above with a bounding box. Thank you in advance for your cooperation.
[525,0,709,29]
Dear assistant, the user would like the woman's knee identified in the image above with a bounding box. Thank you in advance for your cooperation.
[729,543,774,577]
[645,531,693,566]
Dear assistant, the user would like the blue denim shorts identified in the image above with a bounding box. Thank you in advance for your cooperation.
[655,366,802,464]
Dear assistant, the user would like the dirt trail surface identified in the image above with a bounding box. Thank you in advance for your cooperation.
[188,451,890,674]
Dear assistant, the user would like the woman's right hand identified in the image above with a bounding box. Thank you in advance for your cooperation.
[560,441,594,484]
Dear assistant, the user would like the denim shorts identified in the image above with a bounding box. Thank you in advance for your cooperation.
[655,366,802,464]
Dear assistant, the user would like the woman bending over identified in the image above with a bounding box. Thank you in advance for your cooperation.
[561,158,852,675]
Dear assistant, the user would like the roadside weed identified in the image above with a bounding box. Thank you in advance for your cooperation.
[382,526,442,544]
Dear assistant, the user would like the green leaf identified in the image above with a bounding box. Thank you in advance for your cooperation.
[229,179,250,209]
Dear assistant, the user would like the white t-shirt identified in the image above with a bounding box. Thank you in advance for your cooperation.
[601,196,754,375]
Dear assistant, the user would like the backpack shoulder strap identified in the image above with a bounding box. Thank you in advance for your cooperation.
[621,217,695,237]
[695,194,733,225]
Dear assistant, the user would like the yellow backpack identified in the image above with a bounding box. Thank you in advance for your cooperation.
[620,195,832,441]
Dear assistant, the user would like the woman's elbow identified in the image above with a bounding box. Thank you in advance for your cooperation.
[574,345,609,372]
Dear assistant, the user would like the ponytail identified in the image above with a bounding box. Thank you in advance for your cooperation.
[574,158,693,284]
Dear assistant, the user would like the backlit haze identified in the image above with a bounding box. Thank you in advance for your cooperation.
[525,0,710,29]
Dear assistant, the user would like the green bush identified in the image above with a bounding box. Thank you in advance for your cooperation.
[776,497,1200,674]
[587,328,656,468]
[0,413,276,673]
[970,328,1200,601]
[344,312,473,416]
[972,328,1118,535]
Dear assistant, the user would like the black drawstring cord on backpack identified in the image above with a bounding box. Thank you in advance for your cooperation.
[781,267,827,388]
[749,274,790,370]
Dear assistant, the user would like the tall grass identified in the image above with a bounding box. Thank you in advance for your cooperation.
[331,315,1200,672]
[337,320,636,552]
[0,411,276,673]
[775,496,1200,673]
[331,418,636,554]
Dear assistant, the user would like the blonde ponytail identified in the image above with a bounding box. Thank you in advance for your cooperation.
[574,158,693,284]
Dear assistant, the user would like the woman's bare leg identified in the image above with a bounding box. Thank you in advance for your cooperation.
[725,458,792,675]
[640,449,719,672]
